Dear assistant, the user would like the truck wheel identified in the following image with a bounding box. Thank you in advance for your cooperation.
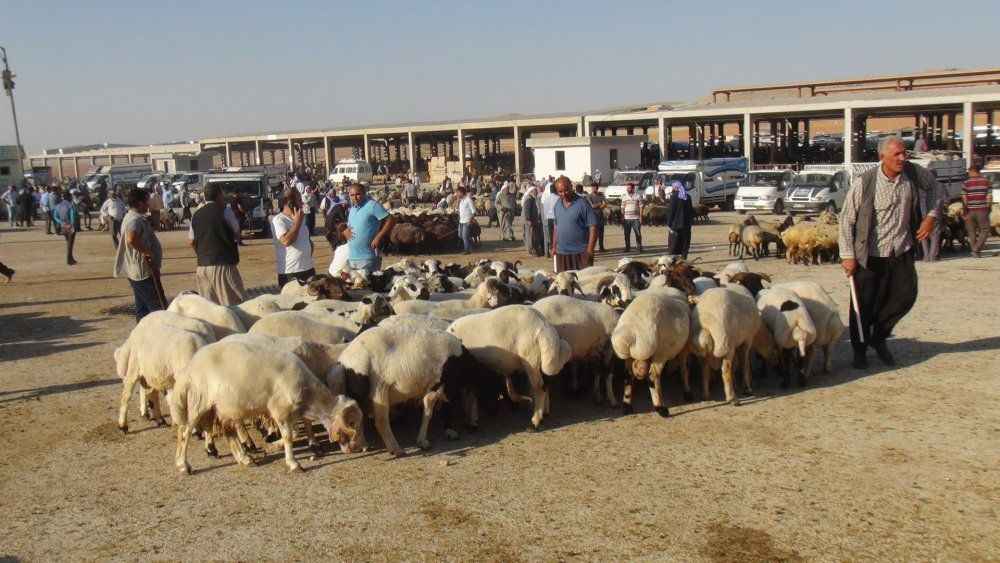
[773,200,784,215]
[825,201,837,214]
[724,195,736,211]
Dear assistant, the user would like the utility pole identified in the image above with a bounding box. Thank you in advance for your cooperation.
[1,46,24,159]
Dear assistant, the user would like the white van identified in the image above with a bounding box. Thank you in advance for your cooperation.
[786,163,878,213]
[734,169,796,214]
[908,152,967,200]
[328,159,373,185]
[603,170,656,201]
[656,157,747,208]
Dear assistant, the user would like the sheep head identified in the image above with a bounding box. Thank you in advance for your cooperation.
[631,358,651,379]
[597,274,633,308]
[326,394,367,454]
[306,274,348,300]
[388,276,430,302]
[549,271,582,296]
[350,294,394,329]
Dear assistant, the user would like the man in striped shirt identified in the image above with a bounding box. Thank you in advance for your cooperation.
[962,162,993,258]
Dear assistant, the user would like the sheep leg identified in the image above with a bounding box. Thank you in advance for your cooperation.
[504,375,532,405]
[372,391,405,457]
[648,363,669,418]
[175,423,193,475]
[741,344,754,396]
[139,385,150,419]
[721,356,738,405]
[592,369,604,404]
[823,343,834,374]
[275,418,302,472]
[417,389,446,450]
[227,433,254,467]
[605,367,618,408]
[148,390,166,426]
[622,371,634,415]
[681,351,693,402]
[235,422,258,452]
[462,389,479,431]
[799,346,816,387]
[529,381,547,431]
[117,373,141,433]
[701,360,712,401]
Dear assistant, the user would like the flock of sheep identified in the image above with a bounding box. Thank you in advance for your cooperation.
[114,254,845,475]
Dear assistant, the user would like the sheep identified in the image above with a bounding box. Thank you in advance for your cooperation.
[532,295,621,403]
[518,270,554,299]
[688,287,762,405]
[739,224,765,260]
[548,271,584,296]
[167,292,247,339]
[231,293,311,327]
[615,258,653,290]
[387,275,430,303]
[114,311,215,432]
[378,314,453,332]
[692,276,718,295]
[579,272,635,307]
[304,294,395,332]
[723,272,772,298]
[772,281,845,376]
[393,277,514,317]
[248,310,355,343]
[279,274,349,300]
[169,340,365,474]
[755,287,817,387]
[333,326,477,456]
[610,287,690,415]
[447,306,572,430]
[727,225,742,256]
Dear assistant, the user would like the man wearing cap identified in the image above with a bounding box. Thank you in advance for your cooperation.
[621,182,643,252]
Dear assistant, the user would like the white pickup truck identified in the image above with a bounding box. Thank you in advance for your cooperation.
[734,169,796,214]
[602,170,656,201]
[785,163,878,214]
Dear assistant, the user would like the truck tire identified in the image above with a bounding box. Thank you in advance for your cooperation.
[773,199,784,215]
[724,195,736,211]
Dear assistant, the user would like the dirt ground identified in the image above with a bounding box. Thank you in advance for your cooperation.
[1,210,998,561]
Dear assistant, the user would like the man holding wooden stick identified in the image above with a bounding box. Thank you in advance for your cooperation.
[839,136,944,369]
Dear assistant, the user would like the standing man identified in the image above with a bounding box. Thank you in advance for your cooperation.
[540,182,558,257]
[189,183,246,305]
[100,188,127,248]
[457,186,476,254]
[521,184,543,256]
[40,186,54,235]
[16,185,33,227]
[271,186,315,287]
[839,136,944,369]
[3,185,17,228]
[51,191,78,265]
[621,182,644,252]
[148,182,164,231]
[551,176,598,272]
[344,183,396,274]
[667,181,694,258]
[586,182,607,252]
[962,161,992,258]
[114,188,165,322]
[496,180,517,241]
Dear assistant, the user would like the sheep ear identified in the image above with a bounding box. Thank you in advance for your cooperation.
[291,302,308,311]
[572,281,583,295]
[780,301,799,312]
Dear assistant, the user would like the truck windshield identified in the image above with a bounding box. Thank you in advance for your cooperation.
[792,174,834,187]
[612,171,649,186]
[747,172,785,187]
[209,180,262,197]
[657,172,696,191]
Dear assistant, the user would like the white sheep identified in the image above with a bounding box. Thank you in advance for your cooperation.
[772,281,845,376]
[304,294,394,332]
[248,310,355,343]
[579,272,635,308]
[692,276,718,295]
[378,314,453,332]
[688,287,761,405]
[114,311,215,432]
[393,277,512,318]
[755,287,817,387]
[169,340,366,474]
[532,295,621,402]
[231,293,311,327]
[447,305,572,430]
[610,287,690,415]
[167,292,247,339]
[333,326,475,456]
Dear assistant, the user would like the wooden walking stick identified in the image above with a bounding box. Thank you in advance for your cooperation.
[849,275,864,345]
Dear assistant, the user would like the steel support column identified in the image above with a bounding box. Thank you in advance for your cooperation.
[962,102,975,164]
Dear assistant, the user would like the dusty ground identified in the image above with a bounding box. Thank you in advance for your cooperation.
[1,210,998,561]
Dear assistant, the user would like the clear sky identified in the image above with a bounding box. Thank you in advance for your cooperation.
[2,0,998,152]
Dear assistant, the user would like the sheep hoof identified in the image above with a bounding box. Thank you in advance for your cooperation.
[390,449,408,458]
[730,398,741,407]
[621,403,634,415]
[178,463,191,475]
[118,424,128,434]
[264,432,281,443]
[241,440,259,453]
[445,428,460,440]
[655,406,670,418]
[528,421,543,433]
[288,463,303,473]
[206,443,219,458]
[682,390,694,403]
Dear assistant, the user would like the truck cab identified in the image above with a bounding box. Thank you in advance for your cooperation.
[603,170,656,201]
[202,172,273,237]
[734,169,795,214]
[656,157,748,209]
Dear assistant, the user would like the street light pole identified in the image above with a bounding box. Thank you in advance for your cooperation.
[1,46,24,159]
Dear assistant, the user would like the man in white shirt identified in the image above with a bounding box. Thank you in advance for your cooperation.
[621,182,644,252]
[271,186,315,287]
[100,189,128,248]
[457,186,476,254]
[539,183,559,257]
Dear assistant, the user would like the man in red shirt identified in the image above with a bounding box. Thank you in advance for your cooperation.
[962,162,993,258]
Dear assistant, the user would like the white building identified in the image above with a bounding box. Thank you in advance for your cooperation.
[527,135,646,184]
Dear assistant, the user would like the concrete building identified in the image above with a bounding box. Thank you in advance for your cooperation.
[25,68,1000,181]
[527,135,646,184]
[0,145,23,187]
